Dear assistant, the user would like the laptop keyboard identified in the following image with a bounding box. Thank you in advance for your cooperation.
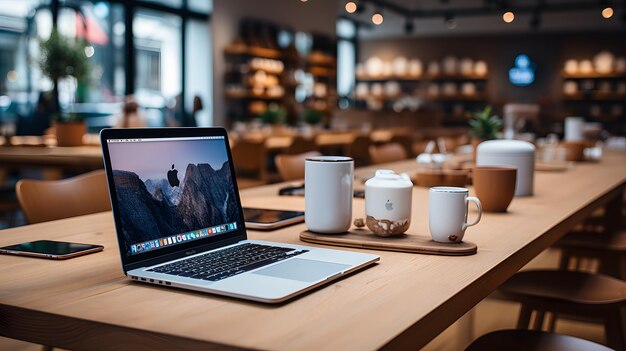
[147,243,308,281]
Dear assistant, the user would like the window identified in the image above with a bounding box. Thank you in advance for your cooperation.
[185,19,211,126]
[134,8,182,126]
[336,18,357,107]
[0,0,211,132]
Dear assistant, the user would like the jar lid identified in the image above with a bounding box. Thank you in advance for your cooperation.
[477,140,535,156]
[365,169,413,189]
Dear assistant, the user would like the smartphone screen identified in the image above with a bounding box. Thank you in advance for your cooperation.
[0,240,103,259]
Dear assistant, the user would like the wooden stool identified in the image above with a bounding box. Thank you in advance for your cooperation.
[466,330,612,351]
[499,270,626,350]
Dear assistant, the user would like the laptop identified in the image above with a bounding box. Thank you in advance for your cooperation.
[100,127,379,303]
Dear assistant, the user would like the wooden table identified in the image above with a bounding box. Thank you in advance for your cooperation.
[0,145,103,170]
[1,152,625,350]
[237,130,391,154]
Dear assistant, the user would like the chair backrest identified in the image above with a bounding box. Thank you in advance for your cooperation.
[369,142,408,164]
[16,170,111,224]
[346,135,373,167]
[275,151,322,181]
[286,136,318,155]
[231,138,267,180]
[390,134,414,157]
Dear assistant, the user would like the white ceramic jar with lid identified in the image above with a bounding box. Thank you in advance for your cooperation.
[364,169,413,236]
[476,140,536,197]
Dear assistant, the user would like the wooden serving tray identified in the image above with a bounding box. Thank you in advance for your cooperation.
[300,230,477,256]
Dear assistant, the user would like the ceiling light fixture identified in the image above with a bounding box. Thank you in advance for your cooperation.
[601,6,614,19]
[503,11,515,23]
[345,1,357,14]
[372,11,384,25]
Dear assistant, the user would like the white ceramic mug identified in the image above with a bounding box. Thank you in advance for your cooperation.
[305,156,354,233]
[429,187,482,243]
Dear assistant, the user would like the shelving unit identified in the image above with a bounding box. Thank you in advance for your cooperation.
[561,71,626,127]
[305,52,337,118]
[224,45,288,121]
[354,72,489,126]
[224,43,337,124]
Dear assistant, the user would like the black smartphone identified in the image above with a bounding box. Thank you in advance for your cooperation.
[243,208,305,230]
[0,240,104,260]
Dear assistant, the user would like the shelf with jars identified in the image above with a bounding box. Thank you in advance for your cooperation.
[353,55,489,121]
[224,20,337,124]
[561,51,626,125]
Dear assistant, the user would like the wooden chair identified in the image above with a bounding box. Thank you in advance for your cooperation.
[498,270,626,351]
[549,205,626,279]
[555,229,626,279]
[390,134,414,157]
[346,135,373,167]
[275,151,321,181]
[0,183,20,227]
[231,138,268,186]
[285,136,318,155]
[16,170,111,224]
[368,142,408,164]
[466,329,612,351]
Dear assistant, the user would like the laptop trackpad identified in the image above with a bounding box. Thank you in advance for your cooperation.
[253,258,350,282]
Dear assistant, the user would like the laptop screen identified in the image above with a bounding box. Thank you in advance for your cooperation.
[105,135,243,259]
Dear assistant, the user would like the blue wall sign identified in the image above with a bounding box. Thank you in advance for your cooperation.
[509,54,535,86]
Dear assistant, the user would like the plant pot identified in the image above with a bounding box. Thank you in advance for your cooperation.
[55,121,86,146]
[269,124,290,136]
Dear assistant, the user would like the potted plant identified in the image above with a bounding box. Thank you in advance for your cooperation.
[259,106,287,134]
[53,112,86,147]
[39,28,90,146]
[301,109,324,126]
[469,105,502,160]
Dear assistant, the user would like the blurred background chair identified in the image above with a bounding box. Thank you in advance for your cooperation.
[369,142,408,164]
[346,135,373,167]
[498,270,626,350]
[231,138,268,188]
[466,329,612,351]
[16,170,111,224]
[390,134,415,158]
[285,136,318,155]
[275,151,321,181]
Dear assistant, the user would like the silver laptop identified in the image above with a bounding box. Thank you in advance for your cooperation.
[100,127,379,303]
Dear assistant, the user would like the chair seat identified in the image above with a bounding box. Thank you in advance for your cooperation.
[556,230,626,252]
[466,330,612,351]
[500,270,626,306]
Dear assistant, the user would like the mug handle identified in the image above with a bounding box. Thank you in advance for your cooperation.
[463,196,482,230]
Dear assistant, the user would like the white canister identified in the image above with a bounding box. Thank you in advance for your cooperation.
[365,170,413,236]
[564,116,585,142]
[305,156,354,233]
[476,140,536,197]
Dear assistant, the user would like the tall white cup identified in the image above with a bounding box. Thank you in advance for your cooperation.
[564,116,585,141]
[429,187,482,243]
[305,156,354,233]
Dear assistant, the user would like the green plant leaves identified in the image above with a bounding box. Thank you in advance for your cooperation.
[39,28,90,84]
[469,105,502,139]
[259,107,287,125]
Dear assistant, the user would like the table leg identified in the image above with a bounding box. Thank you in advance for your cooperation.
[457,308,475,349]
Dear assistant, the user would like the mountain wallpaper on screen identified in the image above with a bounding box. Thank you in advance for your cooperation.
[113,161,239,251]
